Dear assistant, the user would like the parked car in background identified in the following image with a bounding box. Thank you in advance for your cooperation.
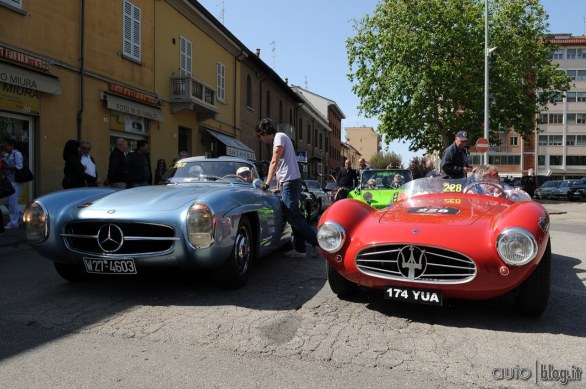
[304,179,333,213]
[23,157,293,289]
[550,179,580,201]
[567,176,586,201]
[533,180,561,199]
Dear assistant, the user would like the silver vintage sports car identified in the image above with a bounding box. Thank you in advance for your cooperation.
[23,156,292,288]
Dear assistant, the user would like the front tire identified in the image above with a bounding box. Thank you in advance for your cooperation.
[216,217,254,289]
[515,240,551,317]
[54,262,90,282]
[327,262,357,297]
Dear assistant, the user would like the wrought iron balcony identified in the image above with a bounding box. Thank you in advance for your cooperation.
[170,75,218,116]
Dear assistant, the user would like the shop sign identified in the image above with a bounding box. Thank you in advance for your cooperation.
[0,81,39,115]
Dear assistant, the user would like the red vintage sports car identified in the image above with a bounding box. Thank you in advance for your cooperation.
[317,176,550,316]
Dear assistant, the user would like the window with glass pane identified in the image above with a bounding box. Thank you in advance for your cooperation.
[567,70,577,80]
[567,92,576,102]
[538,114,548,124]
[510,136,518,146]
[553,93,563,103]
[577,135,586,145]
[567,49,577,59]
[538,156,545,166]
[549,155,562,165]
[577,92,586,102]
[578,70,586,81]
[552,50,563,59]
[577,113,586,124]
[579,49,586,59]
[538,135,548,146]
[567,113,576,124]
[550,135,563,146]
[550,114,563,124]
[566,136,575,146]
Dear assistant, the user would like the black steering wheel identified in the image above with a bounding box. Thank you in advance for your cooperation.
[463,182,505,198]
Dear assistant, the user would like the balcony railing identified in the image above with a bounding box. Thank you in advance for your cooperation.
[170,75,218,115]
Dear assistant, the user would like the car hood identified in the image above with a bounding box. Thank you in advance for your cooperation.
[379,195,505,226]
[84,184,225,211]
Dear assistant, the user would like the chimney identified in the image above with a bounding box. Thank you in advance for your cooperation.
[284,77,288,85]
[256,48,261,57]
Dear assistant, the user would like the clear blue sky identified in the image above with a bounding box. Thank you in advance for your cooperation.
[197,0,586,164]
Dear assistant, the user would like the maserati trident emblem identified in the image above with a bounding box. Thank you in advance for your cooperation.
[398,245,427,280]
[97,224,124,253]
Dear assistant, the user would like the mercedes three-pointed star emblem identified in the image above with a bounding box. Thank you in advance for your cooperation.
[97,224,124,253]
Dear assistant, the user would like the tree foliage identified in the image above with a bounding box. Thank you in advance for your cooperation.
[347,0,571,154]
[368,151,403,169]
[408,156,434,179]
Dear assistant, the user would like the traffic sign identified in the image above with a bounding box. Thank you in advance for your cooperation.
[475,138,489,153]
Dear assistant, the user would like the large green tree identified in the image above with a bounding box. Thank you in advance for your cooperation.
[347,0,571,154]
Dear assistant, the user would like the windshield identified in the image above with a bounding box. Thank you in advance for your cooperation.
[161,160,259,184]
[305,180,321,190]
[359,169,413,189]
[400,176,532,202]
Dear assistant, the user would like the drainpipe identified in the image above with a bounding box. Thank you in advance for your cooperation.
[77,0,86,141]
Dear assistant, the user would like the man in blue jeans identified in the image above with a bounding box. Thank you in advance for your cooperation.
[256,118,318,258]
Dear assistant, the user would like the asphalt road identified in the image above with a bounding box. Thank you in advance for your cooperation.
[0,201,584,388]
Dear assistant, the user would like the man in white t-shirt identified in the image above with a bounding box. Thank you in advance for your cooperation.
[80,141,98,186]
[256,118,318,258]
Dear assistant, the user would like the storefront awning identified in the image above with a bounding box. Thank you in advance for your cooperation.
[0,62,62,95]
[203,128,256,160]
[101,92,164,121]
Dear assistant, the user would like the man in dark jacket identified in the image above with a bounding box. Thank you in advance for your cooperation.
[125,140,152,188]
[335,159,358,200]
[107,138,128,188]
[441,131,472,179]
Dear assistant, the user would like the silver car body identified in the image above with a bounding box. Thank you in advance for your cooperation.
[23,156,292,288]
[304,179,332,212]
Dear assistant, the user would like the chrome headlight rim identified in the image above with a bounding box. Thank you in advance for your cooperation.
[186,202,215,249]
[317,221,346,253]
[23,201,49,243]
[496,227,538,266]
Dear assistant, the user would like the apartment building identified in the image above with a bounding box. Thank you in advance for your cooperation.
[537,34,586,179]
[345,126,381,163]
[0,0,312,204]
[290,86,348,179]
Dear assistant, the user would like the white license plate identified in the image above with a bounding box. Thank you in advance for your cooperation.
[83,258,137,274]
[385,286,442,306]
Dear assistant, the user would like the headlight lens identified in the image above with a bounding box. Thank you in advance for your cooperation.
[187,203,215,248]
[496,228,538,266]
[23,201,48,242]
[317,221,346,253]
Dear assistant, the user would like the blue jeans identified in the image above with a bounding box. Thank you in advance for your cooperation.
[280,179,318,252]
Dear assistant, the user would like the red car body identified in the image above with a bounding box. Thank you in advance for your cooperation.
[317,177,551,316]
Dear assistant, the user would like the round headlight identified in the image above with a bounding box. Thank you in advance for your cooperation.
[23,201,49,242]
[187,203,215,248]
[496,228,538,266]
[317,221,346,253]
[363,192,373,202]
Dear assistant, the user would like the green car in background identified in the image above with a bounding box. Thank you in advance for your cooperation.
[347,169,413,209]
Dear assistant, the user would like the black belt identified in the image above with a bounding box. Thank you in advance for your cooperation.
[281,179,301,183]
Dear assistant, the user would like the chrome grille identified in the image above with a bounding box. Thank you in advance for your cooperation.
[355,244,476,284]
[63,221,178,256]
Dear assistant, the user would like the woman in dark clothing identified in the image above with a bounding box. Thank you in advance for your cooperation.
[62,139,86,189]
[154,158,167,185]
